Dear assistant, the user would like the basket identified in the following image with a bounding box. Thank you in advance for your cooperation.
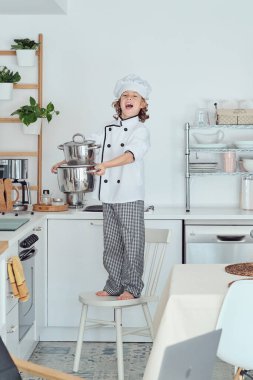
[215,108,253,125]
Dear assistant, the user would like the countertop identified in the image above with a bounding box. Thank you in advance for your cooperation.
[1,206,253,255]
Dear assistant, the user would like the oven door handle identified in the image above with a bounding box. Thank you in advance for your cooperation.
[19,247,37,261]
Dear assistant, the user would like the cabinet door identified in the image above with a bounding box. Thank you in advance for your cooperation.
[47,219,105,326]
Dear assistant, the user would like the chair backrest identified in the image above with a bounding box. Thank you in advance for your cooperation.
[143,228,171,297]
[216,279,253,370]
[0,336,22,380]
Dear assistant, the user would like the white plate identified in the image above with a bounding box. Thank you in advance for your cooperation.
[235,141,253,148]
[190,143,227,149]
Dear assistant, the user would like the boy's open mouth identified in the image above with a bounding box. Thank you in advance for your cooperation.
[126,103,133,109]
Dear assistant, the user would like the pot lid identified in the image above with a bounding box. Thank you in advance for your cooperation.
[61,133,95,146]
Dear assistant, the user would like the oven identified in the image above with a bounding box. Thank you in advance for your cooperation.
[184,220,253,264]
[18,232,39,341]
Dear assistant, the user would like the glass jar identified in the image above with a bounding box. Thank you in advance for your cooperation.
[40,189,52,205]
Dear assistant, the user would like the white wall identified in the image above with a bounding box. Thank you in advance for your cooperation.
[0,0,253,208]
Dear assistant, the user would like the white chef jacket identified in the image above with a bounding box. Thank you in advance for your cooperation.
[92,116,150,203]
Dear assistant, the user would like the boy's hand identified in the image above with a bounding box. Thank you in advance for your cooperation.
[94,163,106,176]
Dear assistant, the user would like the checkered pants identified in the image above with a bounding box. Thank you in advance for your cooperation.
[102,201,145,298]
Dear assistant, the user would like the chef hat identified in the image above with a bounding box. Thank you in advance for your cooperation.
[114,74,152,100]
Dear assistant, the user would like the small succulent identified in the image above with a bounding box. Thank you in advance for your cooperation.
[11,97,60,126]
[0,66,21,83]
[11,38,40,50]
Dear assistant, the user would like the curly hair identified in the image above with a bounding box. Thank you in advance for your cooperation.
[112,99,149,123]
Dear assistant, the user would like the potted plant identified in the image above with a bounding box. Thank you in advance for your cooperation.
[11,38,40,67]
[11,96,60,135]
[0,66,21,100]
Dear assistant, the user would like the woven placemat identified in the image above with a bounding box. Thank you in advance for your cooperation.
[225,262,253,276]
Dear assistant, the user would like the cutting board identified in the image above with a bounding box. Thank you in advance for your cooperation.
[33,204,69,212]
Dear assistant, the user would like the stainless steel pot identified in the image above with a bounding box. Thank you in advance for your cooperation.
[0,159,28,179]
[58,133,101,165]
[57,164,96,193]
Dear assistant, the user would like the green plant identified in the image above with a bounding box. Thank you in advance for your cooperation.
[11,97,60,126]
[0,66,21,83]
[11,38,40,50]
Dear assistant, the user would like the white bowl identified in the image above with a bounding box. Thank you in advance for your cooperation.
[242,158,253,172]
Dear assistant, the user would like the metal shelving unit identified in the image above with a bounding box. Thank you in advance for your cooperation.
[185,122,253,212]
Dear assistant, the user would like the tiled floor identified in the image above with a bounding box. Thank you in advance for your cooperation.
[21,341,234,380]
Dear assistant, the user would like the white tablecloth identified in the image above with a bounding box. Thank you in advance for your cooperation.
[143,264,245,380]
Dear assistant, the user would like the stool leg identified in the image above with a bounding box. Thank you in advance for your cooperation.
[142,303,154,340]
[73,304,88,372]
[115,308,124,380]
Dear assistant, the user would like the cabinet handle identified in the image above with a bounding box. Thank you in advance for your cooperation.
[90,222,103,227]
[7,325,17,334]
[33,226,42,231]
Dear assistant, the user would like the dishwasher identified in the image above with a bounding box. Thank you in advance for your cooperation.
[184,220,253,264]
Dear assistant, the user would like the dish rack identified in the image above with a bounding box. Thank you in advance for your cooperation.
[185,122,253,211]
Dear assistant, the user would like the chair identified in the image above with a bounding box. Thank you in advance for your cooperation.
[216,279,253,380]
[0,336,84,380]
[73,228,171,380]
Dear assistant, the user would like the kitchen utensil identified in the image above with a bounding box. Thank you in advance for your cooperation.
[192,130,224,144]
[235,141,253,149]
[242,158,253,172]
[194,108,210,127]
[240,174,253,210]
[0,179,6,212]
[3,178,19,211]
[57,164,96,193]
[0,159,28,179]
[65,192,86,208]
[58,133,101,165]
[33,203,68,212]
[223,152,237,173]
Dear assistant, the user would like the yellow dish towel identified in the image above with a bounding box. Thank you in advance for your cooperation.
[7,256,30,302]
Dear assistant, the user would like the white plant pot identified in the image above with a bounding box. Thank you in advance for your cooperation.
[16,49,36,67]
[0,83,13,100]
[22,119,41,135]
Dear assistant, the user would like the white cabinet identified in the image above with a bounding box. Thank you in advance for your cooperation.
[45,218,182,342]
[47,219,105,329]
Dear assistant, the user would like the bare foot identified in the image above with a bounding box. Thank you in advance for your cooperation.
[117,291,134,300]
[96,290,110,296]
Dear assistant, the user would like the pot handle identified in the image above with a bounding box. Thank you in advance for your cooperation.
[57,144,64,150]
[72,133,85,143]
[87,144,101,150]
[87,169,99,174]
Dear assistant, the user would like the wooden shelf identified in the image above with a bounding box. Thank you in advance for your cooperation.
[0,50,39,56]
[0,152,38,157]
[15,185,38,191]
[0,118,20,123]
[14,84,39,89]
[0,34,43,203]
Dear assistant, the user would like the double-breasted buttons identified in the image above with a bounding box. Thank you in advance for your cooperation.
[124,128,128,131]
[104,179,108,183]
[109,127,112,131]
[120,143,125,147]
[117,180,120,183]
[107,144,111,148]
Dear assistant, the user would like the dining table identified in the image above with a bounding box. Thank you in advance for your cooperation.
[143,263,246,380]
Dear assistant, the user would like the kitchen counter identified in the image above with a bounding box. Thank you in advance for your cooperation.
[0,241,8,255]
[1,206,253,255]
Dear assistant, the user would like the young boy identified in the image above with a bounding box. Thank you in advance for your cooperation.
[94,73,151,300]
